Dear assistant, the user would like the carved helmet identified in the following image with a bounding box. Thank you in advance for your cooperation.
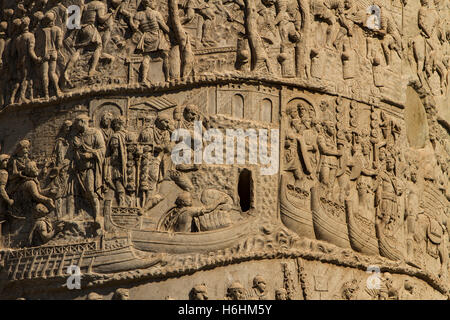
[252,275,266,287]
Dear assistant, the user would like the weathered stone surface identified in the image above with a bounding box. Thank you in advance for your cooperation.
[0,0,448,300]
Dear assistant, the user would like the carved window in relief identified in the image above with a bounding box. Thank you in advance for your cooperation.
[232,94,245,119]
[238,169,253,212]
[261,99,273,123]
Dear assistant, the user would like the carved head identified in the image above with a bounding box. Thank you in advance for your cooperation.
[33,203,49,218]
[74,114,90,133]
[319,100,329,112]
[227,281,245,300]
[252,275,266,293]
[112,117,125,132]
[420,0,429,6]
[0,154,10,169]
[386,157,395,171]
[43,11,56,27]
[0,21,7,36]
[155,114,172,131]
[100,112,113,128]
[112,288,130,300]
[323,121,336,136]
[12,19,22,34]
[361,141,371,156]
[59,120,72,137]
[175,192,193,207]
[275,288,288,300]
[189,284,208,300]
[356,177,370,195]
[184,105,200,122]
[383,272,393,287]
[286,105,299,119]
[21,16,30,32]
[379,147,386,162]
[404,279,414,294]
[24,161,39,178]
[143,0,157,9]
[15,140,31,157]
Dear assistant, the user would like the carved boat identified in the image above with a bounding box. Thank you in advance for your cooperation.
[344,200,379,256]
[310,185,351,249]
[1,237,164,281]
[375,222,404,261]
[104,202,255,254]
[279,175,315,239]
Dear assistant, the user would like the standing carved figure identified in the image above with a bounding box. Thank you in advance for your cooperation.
[153,114,174,183]
[317,120,342,189]
[0,155,14,221]
[64,0,115,84]
[180,0,220,47]
[412,0,440,91]
[243,0,276,73]
[379,7,402,65]
[99,112,114,144]
[374,156,404,260]
[131,0,172,84]
[68,114,106,230]
[105,117,128,206]
[49,120,74,219]
[0,21,9,106]
[10,17,41,104]
[35,11,62,99]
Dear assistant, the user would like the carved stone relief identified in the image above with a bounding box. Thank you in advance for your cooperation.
[0,0,448,300]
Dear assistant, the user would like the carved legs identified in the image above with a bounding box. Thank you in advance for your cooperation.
[49,59,62,97]
[41,61,50,99]
[141,55,151,85]
[89,46,102,77]
[141,51,171,85]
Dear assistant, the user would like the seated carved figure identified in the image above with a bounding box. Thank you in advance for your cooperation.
[160,192,225,232]
[28,203,63,246]
[12,161,55,219]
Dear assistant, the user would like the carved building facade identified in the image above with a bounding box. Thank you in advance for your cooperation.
[0,0,448,300]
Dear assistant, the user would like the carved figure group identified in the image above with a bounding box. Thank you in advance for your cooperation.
[281,96,449,278]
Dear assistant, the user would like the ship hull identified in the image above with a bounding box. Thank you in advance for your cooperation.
[279,175,315,239]
[311,185,351,249]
